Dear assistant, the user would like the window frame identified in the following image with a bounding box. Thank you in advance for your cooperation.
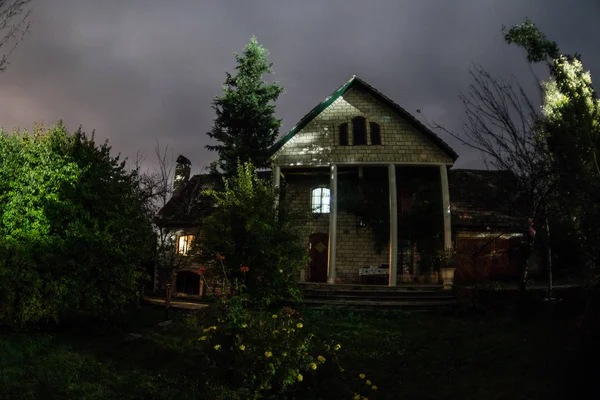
[369,122,381,145]
[352,116,367,145]
[339,122,349,146]
[176,234,196,256]
[310,186,331,214]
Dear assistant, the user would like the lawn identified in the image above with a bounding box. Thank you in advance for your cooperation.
[0,305,580,400]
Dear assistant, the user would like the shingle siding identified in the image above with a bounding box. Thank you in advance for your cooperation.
[272,86,454,166]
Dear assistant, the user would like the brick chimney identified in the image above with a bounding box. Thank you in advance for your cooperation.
[173,155,191,194]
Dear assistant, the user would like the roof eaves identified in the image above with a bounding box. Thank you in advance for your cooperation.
[352,77,459,162]
[269,75,357,157]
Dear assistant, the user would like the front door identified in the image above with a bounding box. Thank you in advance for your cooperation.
[308,233,329,282]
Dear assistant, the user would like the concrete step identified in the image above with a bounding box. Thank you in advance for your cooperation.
[303,294,454,302]
[299,298,456,309]
[302,288,452,296]
[298,283,445,292]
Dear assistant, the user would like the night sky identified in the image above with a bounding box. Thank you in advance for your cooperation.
[1,0,598,176]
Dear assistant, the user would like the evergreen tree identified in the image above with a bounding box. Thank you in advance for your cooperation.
[206,37,283,176]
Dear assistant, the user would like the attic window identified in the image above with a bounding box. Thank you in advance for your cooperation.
[176,234,195,255]
[370,122,381,145]
[352,116,367,145]
[339,123,349,146]
[311,186,330,214]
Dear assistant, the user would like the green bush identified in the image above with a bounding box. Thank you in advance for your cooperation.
[197,162,308,307]
[0,124,154,327]
[194,294,381,400]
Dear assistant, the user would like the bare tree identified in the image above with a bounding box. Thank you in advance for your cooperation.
[0,0,32,71]
[137,143,205,319]
[426,64,556,296]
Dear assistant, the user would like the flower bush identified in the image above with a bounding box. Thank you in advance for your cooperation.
[195,295,381,399]
[196,162,309,307]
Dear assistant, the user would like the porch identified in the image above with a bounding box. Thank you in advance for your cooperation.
[274,163,455,288]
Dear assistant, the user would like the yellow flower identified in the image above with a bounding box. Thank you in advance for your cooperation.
[272,330,280,335]
[317,355,326,363]
[199,336,208,341]
[310,362,317,370]
[202,328,210,333]
[272,314,278,319]
[353,394,361,400]
[296,322,303,328]
[239,345,245,351]
[214,344,221,350]
[339,366,345,372]
[241,323,248,328]
[297,374,303,382]
[334,344,341,351]
[359,374,365,379]
[265,351,273,358]
[371,385,378,391]
[366,380,371,385]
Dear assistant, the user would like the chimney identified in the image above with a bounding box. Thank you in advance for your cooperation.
[173,155,191,194]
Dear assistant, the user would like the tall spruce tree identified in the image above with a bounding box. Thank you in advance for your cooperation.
[206,37,283,176]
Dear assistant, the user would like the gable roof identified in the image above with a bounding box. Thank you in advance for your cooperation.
[269,75,458,161]
[155,170,273,228]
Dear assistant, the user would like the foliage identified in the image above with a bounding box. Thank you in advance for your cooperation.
[504,18,600,278]
[0,123,154,326]
[198,162,308,307]
[502,17,560,64]
[195,292,381,400]
[540,55,600,277]
[206,36,284,177]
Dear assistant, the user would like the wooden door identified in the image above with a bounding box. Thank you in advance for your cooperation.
[308,233,329,283]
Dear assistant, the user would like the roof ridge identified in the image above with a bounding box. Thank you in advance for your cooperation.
[269,76,458,161]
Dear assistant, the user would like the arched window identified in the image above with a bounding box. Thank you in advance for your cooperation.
[311,186,330,214]
[339,123,349,146]
[370,122,381,145]
[352,116,367,145]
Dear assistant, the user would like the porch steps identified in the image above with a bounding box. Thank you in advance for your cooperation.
[298,283,456,311]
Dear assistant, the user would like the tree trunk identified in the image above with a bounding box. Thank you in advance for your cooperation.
[545,216,553,299]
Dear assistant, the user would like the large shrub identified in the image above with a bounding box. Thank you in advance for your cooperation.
[194,292,381,400]
[0,124,154,326]
[198,162,308,306]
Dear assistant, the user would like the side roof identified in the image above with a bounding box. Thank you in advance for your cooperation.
[448,169,527,231]
[155,170,273,228]
[269,75,458,161]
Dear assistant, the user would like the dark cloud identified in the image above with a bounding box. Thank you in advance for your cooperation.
[1,0,598,174]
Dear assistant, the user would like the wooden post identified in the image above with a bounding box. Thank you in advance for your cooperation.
[439,165,454,289]
[440,165,452,250]
[388,164,398,286]
[273,165,281,209]
[327,164,338,284]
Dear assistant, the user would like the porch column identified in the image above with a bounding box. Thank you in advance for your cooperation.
[439,165,452,250]
[440,165,454,289]
[388,164,398,286]
[327,164,338,284]
[272,165,281,209]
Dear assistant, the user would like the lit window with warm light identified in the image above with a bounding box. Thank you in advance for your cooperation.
[311,187,330,214]
[176,234,195,255]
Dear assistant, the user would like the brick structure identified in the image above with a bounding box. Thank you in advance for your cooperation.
[271,76,458,286]
[155,75,531,294]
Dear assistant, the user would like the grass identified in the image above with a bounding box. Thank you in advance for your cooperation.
[0,305,580,400]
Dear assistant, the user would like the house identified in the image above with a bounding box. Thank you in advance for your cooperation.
[155,76,529,295]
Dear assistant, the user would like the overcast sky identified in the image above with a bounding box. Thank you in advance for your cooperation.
[1,0,598,176]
